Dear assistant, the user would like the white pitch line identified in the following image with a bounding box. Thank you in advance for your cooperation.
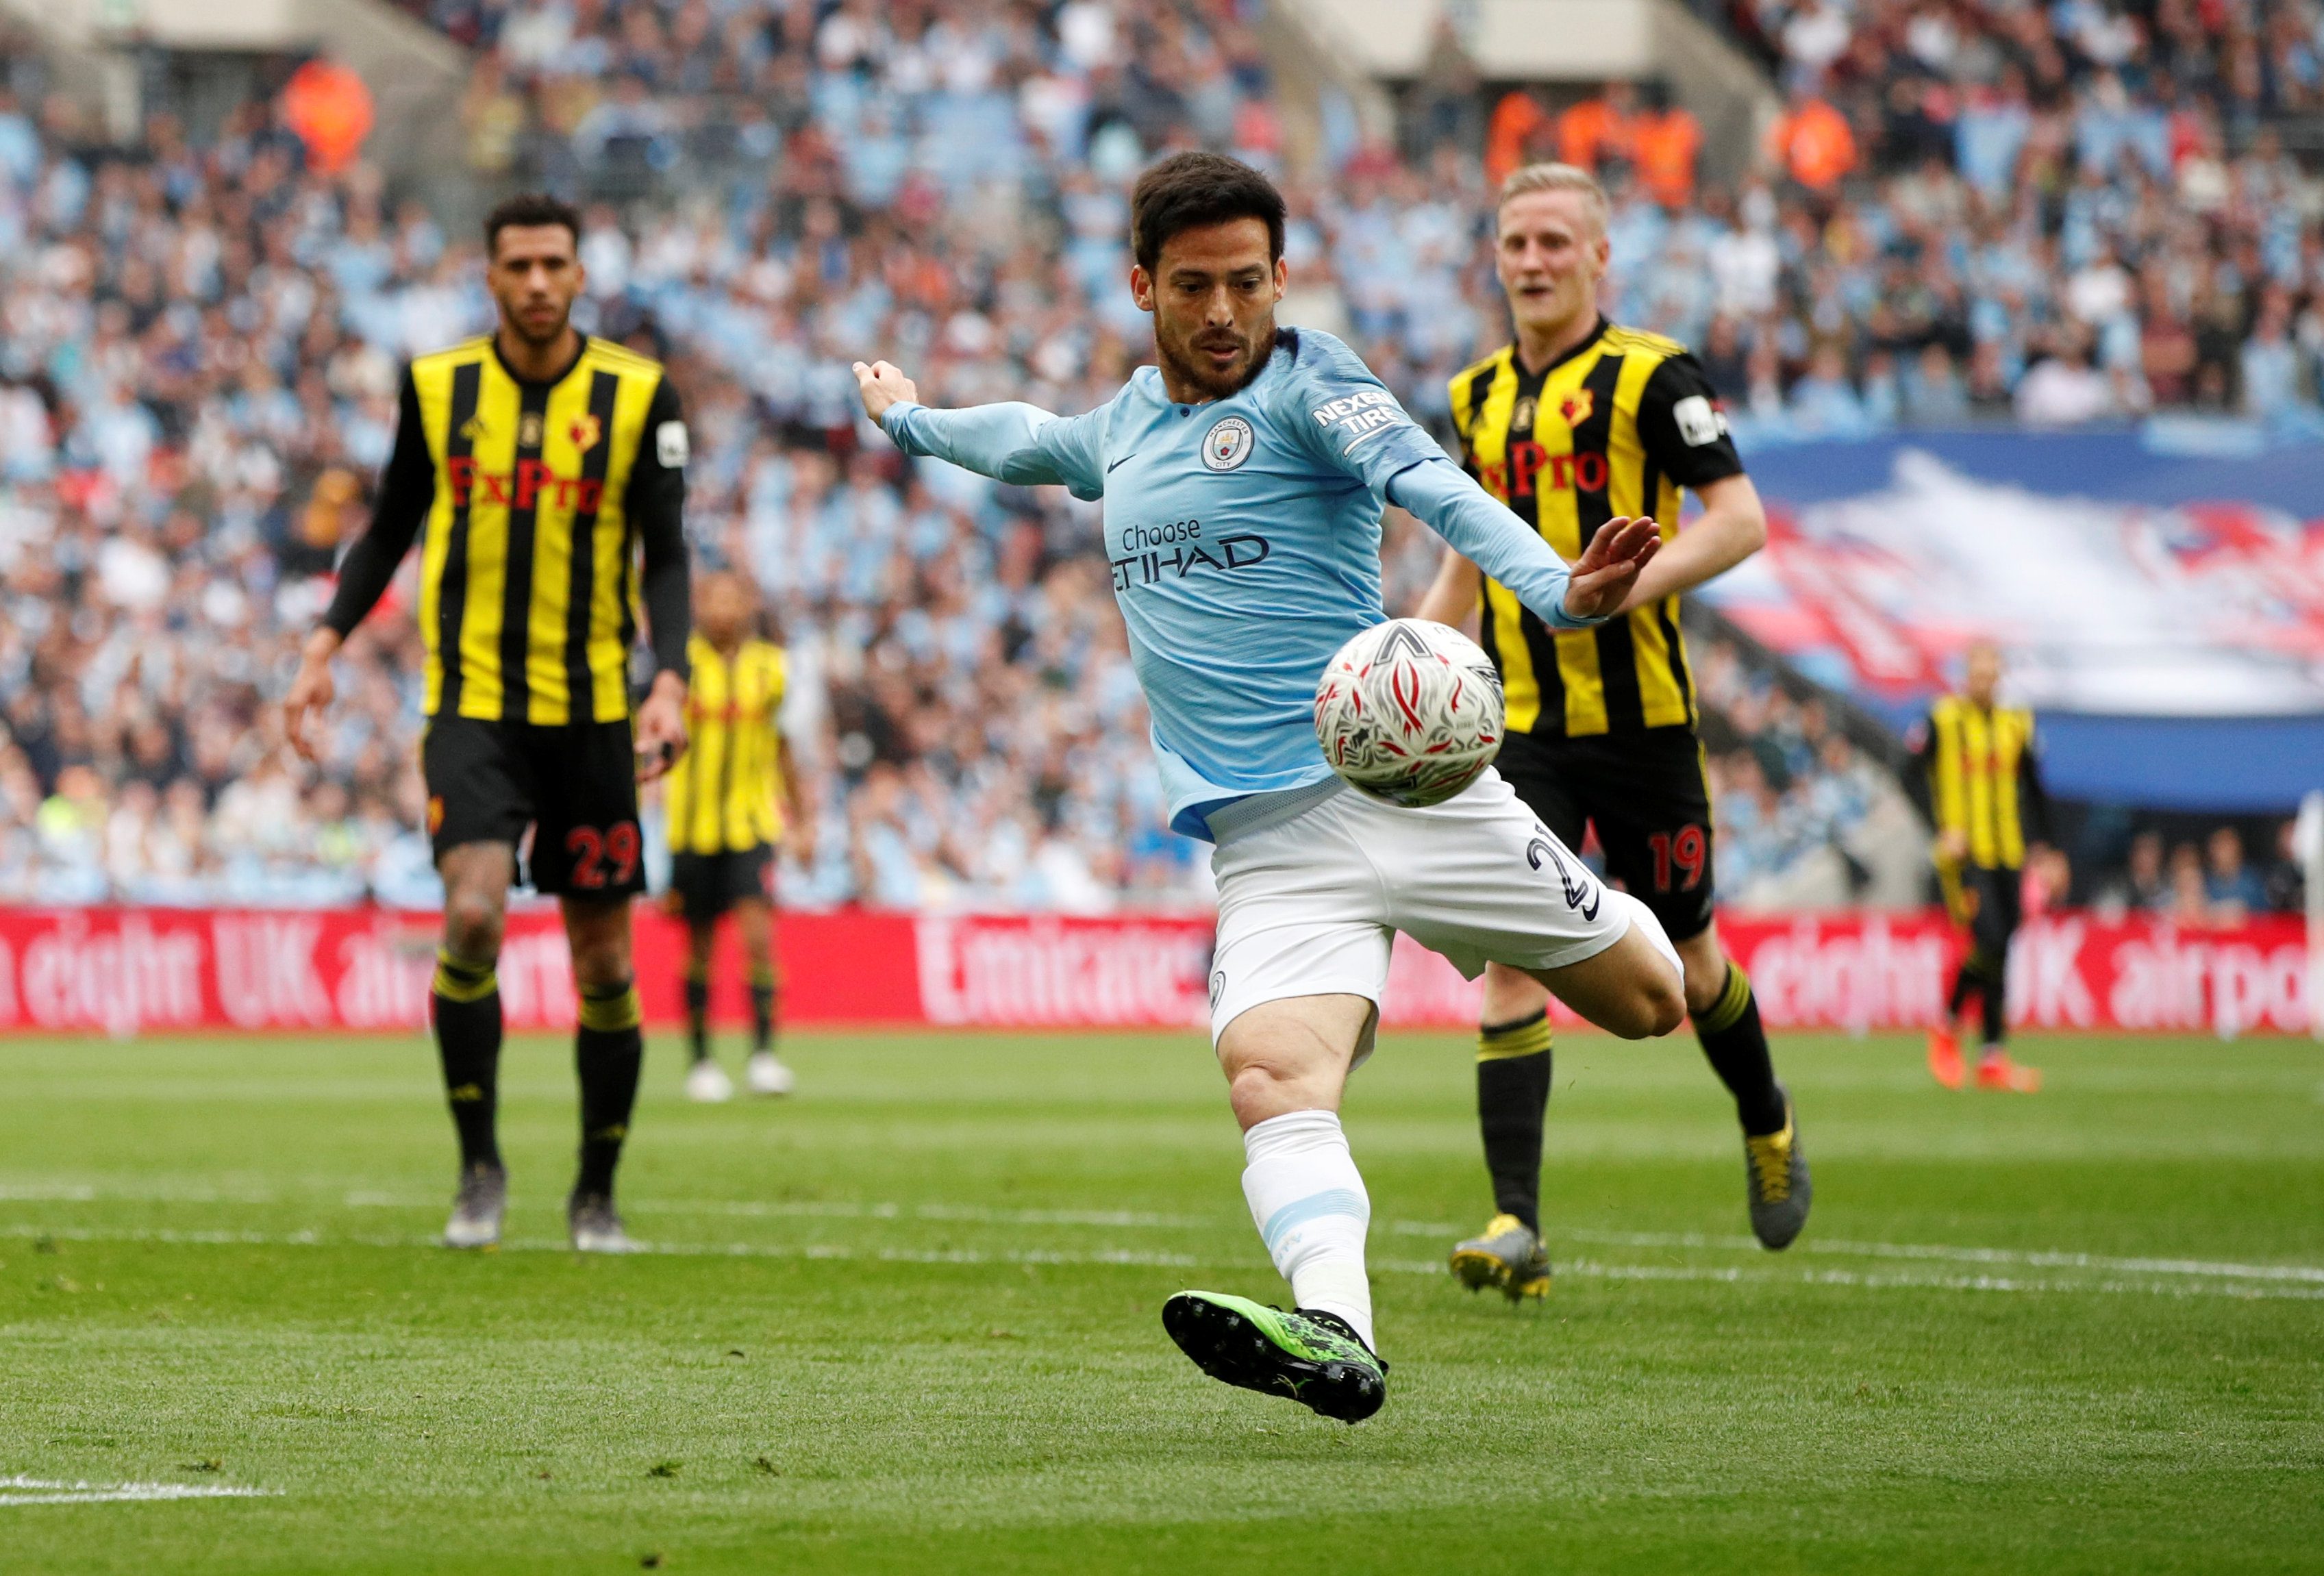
[0,1183,277,1205]
[3,1221,2320,1301]
[637,1199,1214,1230]
[0,1475,277,1506]
[1555,1228,2324,1286]
[1377,1257,2324,1301]
[8,1184,2323,1291]
[13,1181,2324,1289]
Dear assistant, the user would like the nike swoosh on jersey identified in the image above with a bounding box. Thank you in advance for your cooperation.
[1106,453,1138,473]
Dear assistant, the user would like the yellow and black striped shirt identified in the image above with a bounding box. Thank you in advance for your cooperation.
[1914,695,2047,869]
[323,334,691,724]
[1448,317,1744,739]
[665,636,788,855]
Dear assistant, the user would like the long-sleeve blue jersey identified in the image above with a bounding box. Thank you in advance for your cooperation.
[882,327,1602,839]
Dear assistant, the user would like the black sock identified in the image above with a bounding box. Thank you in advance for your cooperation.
[574,979,643,1200]
[1476,1011,1554,1234]
[1695,962,1786,1136]
[431,949,502,1172]
[684,970,710,1062]
[1976,954,2008,1047]
[1947,961,1979,1021]
[749,965,777,1053]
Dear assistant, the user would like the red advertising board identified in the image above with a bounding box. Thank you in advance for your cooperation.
[0,906,2308,1037]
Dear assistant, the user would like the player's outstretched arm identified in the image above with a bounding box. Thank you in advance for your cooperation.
[284,629,342,764]
[853,360,1105,499]
[853,360,919,423]
[1564,516,1660,618]
[287,371,433,764]
[1385,456,1655,629]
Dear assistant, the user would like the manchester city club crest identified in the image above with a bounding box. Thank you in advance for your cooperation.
[1201,415,1255,471]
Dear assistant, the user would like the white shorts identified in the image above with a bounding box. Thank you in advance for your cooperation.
[1206,770,1663,1046]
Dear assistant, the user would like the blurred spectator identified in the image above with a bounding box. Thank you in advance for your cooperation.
[2015,339,2116,427]
[1630,84,1701,208]
[1789,343,1875,435]
[1484,88,1554,191]
[1763,82,1856,192]
[279,60,375,176]
[1558,82,1637,176]
[1694,638,1927,909]
[1901,343,1970,425]
[2166,841,2216,926]
[2092,828,2170,918]
[2203,825,2269,920]
[2264,818,2308,913]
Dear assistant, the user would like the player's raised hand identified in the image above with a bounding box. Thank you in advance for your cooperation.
[1562,516,1660,621]
[852,360,919,424]
[283,627,342,764]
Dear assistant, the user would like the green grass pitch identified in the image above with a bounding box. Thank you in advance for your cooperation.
[0,1025,2318,1573]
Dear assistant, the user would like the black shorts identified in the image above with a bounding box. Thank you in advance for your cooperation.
[1492,725,1717,942]
[421,716,644,897]
[669,846,773,924]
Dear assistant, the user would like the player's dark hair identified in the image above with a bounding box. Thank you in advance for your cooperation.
[1130,153,1286,275]
[484,192,582,256]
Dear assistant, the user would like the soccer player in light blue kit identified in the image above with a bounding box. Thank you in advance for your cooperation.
[854,153,1685,1423]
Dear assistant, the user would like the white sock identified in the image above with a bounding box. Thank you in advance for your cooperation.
[1240,1109,1375,1353]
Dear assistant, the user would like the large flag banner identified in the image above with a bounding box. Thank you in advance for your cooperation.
[1705,432,2324,810]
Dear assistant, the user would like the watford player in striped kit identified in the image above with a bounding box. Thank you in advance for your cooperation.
[664,571,811,1102]
[1416,163,1808,1297]
[1910,640,2053,1092]
[286,193,692,1254]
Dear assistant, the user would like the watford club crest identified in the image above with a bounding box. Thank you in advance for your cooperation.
[568,412,602,453]
[427,795,445,835]
[1557,388,1595,427]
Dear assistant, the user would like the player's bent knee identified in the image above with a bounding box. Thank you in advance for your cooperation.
[1527,923,1686,1040]
[1635,969,1688,1038]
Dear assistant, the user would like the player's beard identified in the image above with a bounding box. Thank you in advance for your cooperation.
[499,292,573,349]
[1155,310,1275,402]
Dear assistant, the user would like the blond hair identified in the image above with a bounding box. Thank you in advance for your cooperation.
[1495,162,1609,232]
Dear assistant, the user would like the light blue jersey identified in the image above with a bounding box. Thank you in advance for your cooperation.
[883,327,1599,838]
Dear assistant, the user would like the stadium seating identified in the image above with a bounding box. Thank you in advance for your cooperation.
[0,0,2314,909]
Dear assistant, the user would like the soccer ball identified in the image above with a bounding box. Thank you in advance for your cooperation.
[1313,618,1505,808]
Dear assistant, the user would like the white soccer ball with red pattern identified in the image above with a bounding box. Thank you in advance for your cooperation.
[1313,618,1505,808]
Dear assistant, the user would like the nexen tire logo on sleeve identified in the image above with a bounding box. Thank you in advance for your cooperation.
[1310,388,1410,454]
[1201,416,1255,471]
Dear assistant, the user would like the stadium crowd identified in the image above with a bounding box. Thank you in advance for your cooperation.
[0,0,2318,909]
[1465,8,2324,435]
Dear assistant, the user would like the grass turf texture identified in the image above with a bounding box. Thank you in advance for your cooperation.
[0,1028,2317,1573]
